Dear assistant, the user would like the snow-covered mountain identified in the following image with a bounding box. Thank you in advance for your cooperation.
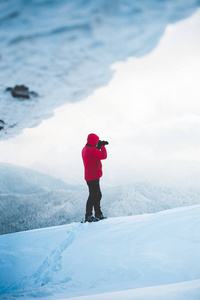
[1,163,200,235]
[0,163,73,194]
[0,0,199,139]
[0,205,200,299]
[0,163,86,234]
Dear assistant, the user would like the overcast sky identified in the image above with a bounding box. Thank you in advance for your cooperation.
[0,9,200,188]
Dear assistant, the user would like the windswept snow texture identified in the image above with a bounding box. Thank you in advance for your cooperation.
[0,205,200,299]
[0,0,199,139]
[1,163,200,235]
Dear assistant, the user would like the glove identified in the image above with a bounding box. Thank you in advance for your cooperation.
[97,140,109,150]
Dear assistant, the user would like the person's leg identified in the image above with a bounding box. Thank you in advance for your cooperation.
[86,179,102,219]
[85,181,94,218]
[93,179,102,217]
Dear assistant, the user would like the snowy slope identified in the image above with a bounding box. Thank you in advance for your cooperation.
[1,163,200,235]
[65,280,200,300]
[0,163,72,194]
[0,163,86,234]
[0,205,200,299]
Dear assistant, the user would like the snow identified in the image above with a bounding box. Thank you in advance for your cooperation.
[0,0,199,139]
[0,1,200,298]
[1,7,200,190]
[0,163,72,195]
[1,163,200,235]
[0,205,200,299]
[65,280,200,300]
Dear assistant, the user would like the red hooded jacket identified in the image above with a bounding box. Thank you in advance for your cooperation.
[82,133,107,181]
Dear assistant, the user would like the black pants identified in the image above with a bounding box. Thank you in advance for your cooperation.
[86,178,102,218]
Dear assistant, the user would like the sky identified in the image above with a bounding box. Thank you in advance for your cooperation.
[0,9,200,188]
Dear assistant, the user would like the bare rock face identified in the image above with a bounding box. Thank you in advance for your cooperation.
[6,85,38,99]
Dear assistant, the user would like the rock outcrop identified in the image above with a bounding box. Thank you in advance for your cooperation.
[6,85,38,99]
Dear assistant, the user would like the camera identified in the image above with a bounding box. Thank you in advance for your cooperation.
[97,140,109,150]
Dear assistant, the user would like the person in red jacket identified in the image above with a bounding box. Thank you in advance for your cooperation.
[82,133,108,222]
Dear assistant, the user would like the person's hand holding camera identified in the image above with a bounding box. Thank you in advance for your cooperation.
[97,140,109,150]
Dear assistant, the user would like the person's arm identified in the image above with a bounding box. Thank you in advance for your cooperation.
[91,146,107,160]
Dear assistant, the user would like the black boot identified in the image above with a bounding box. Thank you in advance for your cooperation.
[95,214,106,221]
[85,215,94,222]
[85,215,100,222]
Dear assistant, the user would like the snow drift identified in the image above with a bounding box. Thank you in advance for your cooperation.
[0,205,200,299]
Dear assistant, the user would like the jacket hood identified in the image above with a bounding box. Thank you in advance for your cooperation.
[87,133,99,146]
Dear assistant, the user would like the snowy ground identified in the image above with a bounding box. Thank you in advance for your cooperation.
[0,205,200,300]
[1,2,200,298]
[65,280,200,300]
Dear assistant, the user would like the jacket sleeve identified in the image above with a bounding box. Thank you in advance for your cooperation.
[91,146,107,160]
